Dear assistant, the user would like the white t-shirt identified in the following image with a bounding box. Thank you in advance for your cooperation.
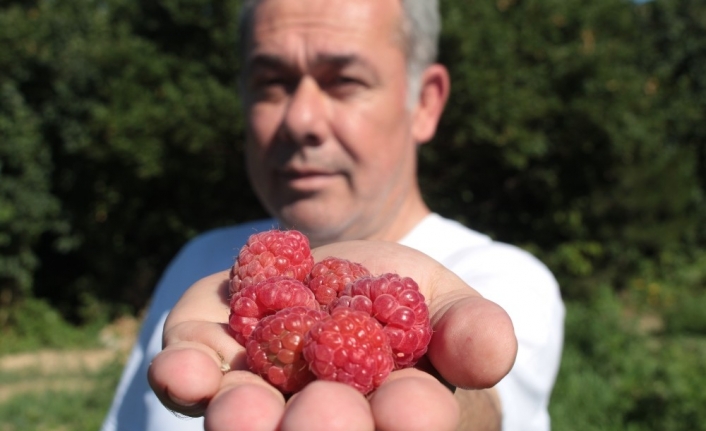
[100,214,564,431]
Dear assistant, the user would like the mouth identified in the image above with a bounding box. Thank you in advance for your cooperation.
[277,167,340,191]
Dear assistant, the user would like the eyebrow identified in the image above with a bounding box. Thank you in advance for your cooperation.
[246,52,375,74]
[246,53,290,72]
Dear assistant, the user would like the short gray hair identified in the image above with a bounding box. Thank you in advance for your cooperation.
[237,0,441,106]
[399,0,441,104]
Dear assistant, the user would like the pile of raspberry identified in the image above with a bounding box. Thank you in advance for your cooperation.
[227,229,432,395]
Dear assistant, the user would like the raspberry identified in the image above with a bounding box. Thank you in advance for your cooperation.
[223,230,431,395]
[332,273,432,368]
[246,307,329,394]
[229,230,314,295]
[307,257,371,310]
[303,307,394,394]
[229,276,319,345]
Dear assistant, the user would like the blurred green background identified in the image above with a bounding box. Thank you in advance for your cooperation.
[1,0,705,429]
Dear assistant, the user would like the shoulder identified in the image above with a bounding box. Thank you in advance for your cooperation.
[176,218,279,259]
[149,218,277,306]
[446,235,559,308]
[402,213,560,306]
[401,213,552,278]
[450,241,557,289]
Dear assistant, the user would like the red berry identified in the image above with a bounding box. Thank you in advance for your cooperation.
[303,308,394,394]
[229,230,314,295]
[332,273,432,368]
[229,276,319,345]
[246,307,329,394]
[307,257,371,310]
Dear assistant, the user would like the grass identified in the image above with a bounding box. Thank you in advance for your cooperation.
[0,298,132,431]
[0,358,123,431]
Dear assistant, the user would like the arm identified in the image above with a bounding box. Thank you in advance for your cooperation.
[148,241,517,431]
[455,388,502,431]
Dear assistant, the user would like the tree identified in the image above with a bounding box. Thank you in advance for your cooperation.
[0,5,64,322]
[1,0,265,319]
[421,0,704,296]
[1,0,705,319]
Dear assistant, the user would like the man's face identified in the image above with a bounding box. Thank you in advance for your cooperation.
[242,0,419,245]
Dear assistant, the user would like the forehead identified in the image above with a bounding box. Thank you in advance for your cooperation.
[246,0,404,62]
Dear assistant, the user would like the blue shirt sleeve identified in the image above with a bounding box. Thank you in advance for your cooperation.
[101,219,277,431]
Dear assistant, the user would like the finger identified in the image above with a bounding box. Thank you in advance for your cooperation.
[148,344,225,417]
[157,269,246,377]
[149,321,248,417]
[311,241,517,389]
[163,320,247,371]
[428,295,517,389]
[454,388,502,430]
[369,368,459,431]
[166,271,231,327]
[204,371,285,431]
[281,381,374,431]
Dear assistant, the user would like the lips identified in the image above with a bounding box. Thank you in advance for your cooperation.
[276,166,340,191]
[281,168,332,178]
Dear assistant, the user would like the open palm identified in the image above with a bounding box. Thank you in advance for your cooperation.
[148,240,517,431]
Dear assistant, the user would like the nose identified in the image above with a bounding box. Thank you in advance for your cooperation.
[282,76,329,146]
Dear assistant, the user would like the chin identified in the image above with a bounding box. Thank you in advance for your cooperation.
[276,209,350,245]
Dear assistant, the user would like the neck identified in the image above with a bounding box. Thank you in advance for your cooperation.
[306,188,431,248]
[369,192,430,243]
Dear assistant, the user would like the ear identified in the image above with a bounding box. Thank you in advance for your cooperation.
[411,64,450,144]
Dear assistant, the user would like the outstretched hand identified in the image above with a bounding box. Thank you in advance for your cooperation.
[148,240,517,431]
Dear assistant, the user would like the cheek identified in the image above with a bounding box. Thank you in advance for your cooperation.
[332,100,408,156]
[344,140,408,200]
[244,116,275,183]
[244,140,264,189]
[244,123,265,167]
[245,110,280,174]
[335,106,411,173]
[249,104,283,143]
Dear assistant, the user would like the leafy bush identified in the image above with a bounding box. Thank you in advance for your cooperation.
[552,290,706,431]
[664,292,706,335]
[624,250,706,335]
[1,0,264,319]
[0,82,63,308]
[0,0,705,319]
[0,297,104,354]
[423,0,705,299]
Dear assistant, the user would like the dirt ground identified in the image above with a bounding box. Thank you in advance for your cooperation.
[0,316,139,403]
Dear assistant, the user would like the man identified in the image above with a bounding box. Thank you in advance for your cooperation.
[101,0,564,430]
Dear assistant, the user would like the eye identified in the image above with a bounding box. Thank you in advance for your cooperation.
[324,75,366,97]
[332,75,363,87]
[335,75,360,85]
[254,75,287,89]
[249,74,298,101]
